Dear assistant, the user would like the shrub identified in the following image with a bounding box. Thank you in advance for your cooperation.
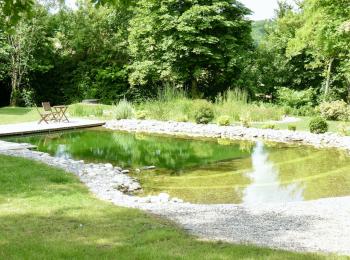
[174,114,189,122]
[309,117,328,134]
[262,124,277,130]
[240,115,251,128]
[136,110,147,120]
[318,100,350,121]
[217,115,231,126]
[288,125,297,131]
[21,89,35,107]
[277,87,315,108]
[194,102,214,124]
[112,99,134,120]
[337,123,350,136]
[70,103,105,117]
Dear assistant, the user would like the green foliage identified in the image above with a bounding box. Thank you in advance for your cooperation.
[309,117,329,134]
[286,0,350,96]
[69,103,106,118]
[262,124,277,130]
[251,20,272,45]
[20,89,35,107]
[194,102,214,124]
[217,115,231,126]
[135,110,147,120]
[215,89,284,122]
[277,87,316,108]
[239,115,251,128]
[337,123,350,136]
[0,0,34,26]
[112,99,134,120]
[318,100,350,121]
[288,125,297,131]
[128,0,253,97]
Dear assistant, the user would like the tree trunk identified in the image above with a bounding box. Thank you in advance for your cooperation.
[324,58,334,96]
[191,78,199,98]
[10,80,19,107]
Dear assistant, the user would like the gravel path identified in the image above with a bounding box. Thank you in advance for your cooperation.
[139,198,350,255]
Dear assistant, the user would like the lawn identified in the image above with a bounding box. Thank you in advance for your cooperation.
[0,107,39,125]
[252,116,350,133]
[0,154,338,259]
[1,105,349,135]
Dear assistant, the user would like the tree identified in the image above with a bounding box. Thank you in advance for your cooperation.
[0,0,34,26]
[287,0,350,97]
[0,4,53,106]
[128,0,253,98]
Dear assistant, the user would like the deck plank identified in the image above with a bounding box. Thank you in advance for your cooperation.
[0,118,105,137]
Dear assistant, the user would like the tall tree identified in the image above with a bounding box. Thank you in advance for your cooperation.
[287,0,350,97]
[0,4,52,106]
[128,0,253,98]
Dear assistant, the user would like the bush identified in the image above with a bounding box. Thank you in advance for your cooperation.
[288,125,297,131]
[174,114,189,122]
[194,103,214,124]
[337,123,350,136]
[262,124,277,130]
[309,117,328,134]
[136,110,147,120]
[217,115,231,126]
[318,100,350,121]
[240,115,251,128]
[277,87,315,108]
[112,99,134,120]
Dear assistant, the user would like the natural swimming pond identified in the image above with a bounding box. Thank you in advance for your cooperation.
[5,128,350,204]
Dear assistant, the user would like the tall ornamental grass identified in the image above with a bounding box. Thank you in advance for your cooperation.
[215,89,284,122]
[112,99,134,120]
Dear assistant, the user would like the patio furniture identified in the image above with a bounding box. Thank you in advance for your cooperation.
[36,104,58,124]
[53,105,69,122]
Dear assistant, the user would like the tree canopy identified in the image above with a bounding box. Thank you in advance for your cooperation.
[0,0,350,106]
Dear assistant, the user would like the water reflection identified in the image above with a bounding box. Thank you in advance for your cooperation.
[4,129,350,204]
[242,142,304,204]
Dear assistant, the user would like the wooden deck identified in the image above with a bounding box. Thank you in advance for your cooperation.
[0,118,105,137]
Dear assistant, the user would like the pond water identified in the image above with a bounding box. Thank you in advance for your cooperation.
[5,128,350,204]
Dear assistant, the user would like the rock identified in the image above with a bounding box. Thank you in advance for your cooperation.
[105,163,113,169]
[121,170,130,174]
[171,197,184,203]
[141,166,156,170]
[158,192,170,203]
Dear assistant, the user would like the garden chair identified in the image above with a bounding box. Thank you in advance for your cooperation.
[36,103,58,124]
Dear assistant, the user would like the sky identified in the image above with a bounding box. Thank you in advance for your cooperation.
[65,0,289,21]
[239,0,279,21]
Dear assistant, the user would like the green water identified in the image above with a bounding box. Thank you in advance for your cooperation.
[6,128,350,204]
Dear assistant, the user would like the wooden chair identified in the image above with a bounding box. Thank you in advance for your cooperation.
[36,102,58,124]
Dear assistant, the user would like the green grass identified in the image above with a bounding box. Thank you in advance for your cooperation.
[1,104,349,135]
[0,154,339,259]
[252,116,350,133]
[0,107,39,124]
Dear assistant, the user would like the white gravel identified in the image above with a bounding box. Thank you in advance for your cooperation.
[1,119,350,256]
[139,198,350,256]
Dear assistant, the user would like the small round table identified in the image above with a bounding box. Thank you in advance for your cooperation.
[53,105,69,122]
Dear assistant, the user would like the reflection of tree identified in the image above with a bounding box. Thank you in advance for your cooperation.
[267,144,350,200]
[242,142,304,204]
[13,130,251,170]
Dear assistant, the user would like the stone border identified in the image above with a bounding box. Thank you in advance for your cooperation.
[0,145,183,207]
[105,119,350,153]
